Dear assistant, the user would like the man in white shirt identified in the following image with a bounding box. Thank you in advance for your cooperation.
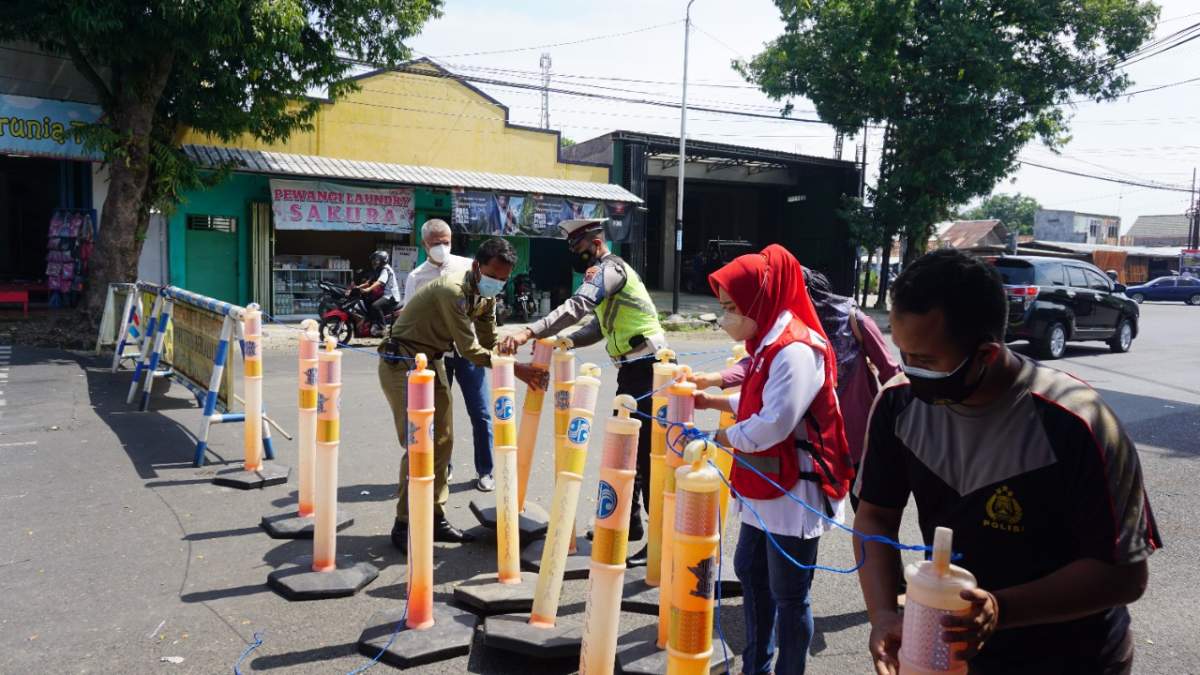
[402,218,496,492]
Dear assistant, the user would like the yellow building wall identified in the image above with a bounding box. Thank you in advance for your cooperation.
[181,64,608,183]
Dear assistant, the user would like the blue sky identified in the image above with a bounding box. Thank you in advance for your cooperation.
[401,0,1200,231]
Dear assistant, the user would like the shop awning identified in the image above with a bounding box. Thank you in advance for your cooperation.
[183,144,642,204]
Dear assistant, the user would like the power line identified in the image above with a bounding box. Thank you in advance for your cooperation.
[1017,160,1193,192]
[423,20,681,58]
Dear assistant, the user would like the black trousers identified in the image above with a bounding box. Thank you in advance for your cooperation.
[615,358,654,521]
[369,296,398,327]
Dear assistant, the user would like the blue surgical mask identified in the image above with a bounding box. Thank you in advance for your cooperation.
[477,273,506,298]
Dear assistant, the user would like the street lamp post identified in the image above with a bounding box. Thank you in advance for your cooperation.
[672,0,696,316]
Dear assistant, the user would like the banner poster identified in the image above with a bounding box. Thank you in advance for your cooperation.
[1181,249,1200,278]
[170,301,235,409]
[450,189,628,239]
[0,94,102,160]
[270,179,414,233]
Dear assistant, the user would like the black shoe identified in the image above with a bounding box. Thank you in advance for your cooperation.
[626,544,649,567]
[628,515,645,542]
[585,528,595,541]
[390,519,407,551]
[433,517,475,543]
[447,463,454,481]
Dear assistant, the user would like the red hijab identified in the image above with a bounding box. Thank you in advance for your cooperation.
[709,244,837,389]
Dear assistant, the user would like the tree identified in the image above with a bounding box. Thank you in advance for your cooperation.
[960,193,1041,235]
[560,136,577,148]
[738,0,1158,288]
[0,1,442,316]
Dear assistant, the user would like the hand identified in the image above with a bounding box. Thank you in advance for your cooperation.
[942,588,999,661]
[498,329,532,355]
[693,391,714,410]
[688,371,724,390]
[867,611,903,675]
[514,362,549,391]
[713,427,730,448]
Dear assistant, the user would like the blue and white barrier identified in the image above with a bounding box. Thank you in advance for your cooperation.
[124,282,280,467]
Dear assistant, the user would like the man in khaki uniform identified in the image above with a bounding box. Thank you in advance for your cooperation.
[379,237,545,548]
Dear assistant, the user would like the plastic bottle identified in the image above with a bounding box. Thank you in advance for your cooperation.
[899,527,977,675]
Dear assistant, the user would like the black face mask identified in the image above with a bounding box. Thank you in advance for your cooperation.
[902,351,987,405]
[570,244,596,273]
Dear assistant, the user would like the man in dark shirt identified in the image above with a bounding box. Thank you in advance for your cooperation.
[854,249,1160,674]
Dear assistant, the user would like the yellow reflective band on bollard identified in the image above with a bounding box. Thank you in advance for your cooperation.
[495,423,517,447]
[299,388,317,409]
[591,526,629,565]
[245,360,262,378]
[410,451,434,478]
[317,419,339,443]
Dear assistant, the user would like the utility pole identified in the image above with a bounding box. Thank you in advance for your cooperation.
[539,52,552,130]
[1187,168,1199,251]
[672,0,696,316]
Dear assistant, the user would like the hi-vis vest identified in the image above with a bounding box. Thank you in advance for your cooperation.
[732,318,854,504]
[595,257,663,358]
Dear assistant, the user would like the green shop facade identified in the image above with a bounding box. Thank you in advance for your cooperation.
[171,145,641,319]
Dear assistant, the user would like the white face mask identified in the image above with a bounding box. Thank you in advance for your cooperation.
[427,243,450,264]
[719,312,757,341]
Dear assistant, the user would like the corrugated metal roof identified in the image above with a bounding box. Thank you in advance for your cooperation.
[183,144,642,203]
[1024,240,1183,259]
[1128,214,1189,239]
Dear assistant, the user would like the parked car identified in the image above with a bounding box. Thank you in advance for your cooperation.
[1124,275,1200,305]
[987,255,1140,360]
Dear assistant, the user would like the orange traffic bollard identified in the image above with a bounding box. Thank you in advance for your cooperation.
[530,362,601,627]
[492,351,521,584]
[313,337,342,572]
[517,338,555,509]
[579,395,642,675]
[242,304,264,472]
[714,342,746,531]
[659,365,696,648]
[297,320,320,519]
[406,353,436,630]
[646,348,677,586]
[667,439,722,675]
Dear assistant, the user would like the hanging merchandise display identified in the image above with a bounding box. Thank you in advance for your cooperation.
[45,208,96,303]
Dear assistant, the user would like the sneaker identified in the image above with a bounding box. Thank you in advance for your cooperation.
[626,545,649,567]
[476,473,495,492]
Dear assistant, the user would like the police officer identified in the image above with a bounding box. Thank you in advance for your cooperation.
[381,237,546,549]
[499,218,666,566]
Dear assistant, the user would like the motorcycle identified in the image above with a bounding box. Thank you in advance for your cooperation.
[317,281,398,345]
[511,272,538,323]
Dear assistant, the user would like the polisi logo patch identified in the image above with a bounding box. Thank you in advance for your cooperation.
[596,480,617,519]
[494,395,514,421]
[567,417,591,445]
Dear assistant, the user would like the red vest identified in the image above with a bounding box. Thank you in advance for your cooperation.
[732,318,854,502]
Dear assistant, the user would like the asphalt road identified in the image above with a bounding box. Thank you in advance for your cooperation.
[0,301,1196,674]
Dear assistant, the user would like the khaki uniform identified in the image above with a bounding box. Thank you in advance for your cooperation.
[378,270,496,523]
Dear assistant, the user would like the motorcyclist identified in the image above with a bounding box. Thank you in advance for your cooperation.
[354,250,401,335]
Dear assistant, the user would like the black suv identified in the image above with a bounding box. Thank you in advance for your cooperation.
[988,255,1140,360]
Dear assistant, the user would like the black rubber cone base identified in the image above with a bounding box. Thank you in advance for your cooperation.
[520,536,592,579]
[452,571,538,614]
[480,613,584,659]
[212,462,290,489]
[356,604,478,669]
[260,512,354,539]
[266,555,378,601]
[615,621,732,675]
[621,560,741,615]
[470,499,549,539]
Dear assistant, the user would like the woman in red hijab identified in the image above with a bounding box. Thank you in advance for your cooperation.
[696,244,853,675]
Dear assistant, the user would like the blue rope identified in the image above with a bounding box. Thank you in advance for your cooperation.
[344,526,412,675]
[232,632,263,674]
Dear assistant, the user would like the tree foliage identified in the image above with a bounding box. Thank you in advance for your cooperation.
[959,192,1041,234]
[738,0,1158,266]
[0,1,442,314]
